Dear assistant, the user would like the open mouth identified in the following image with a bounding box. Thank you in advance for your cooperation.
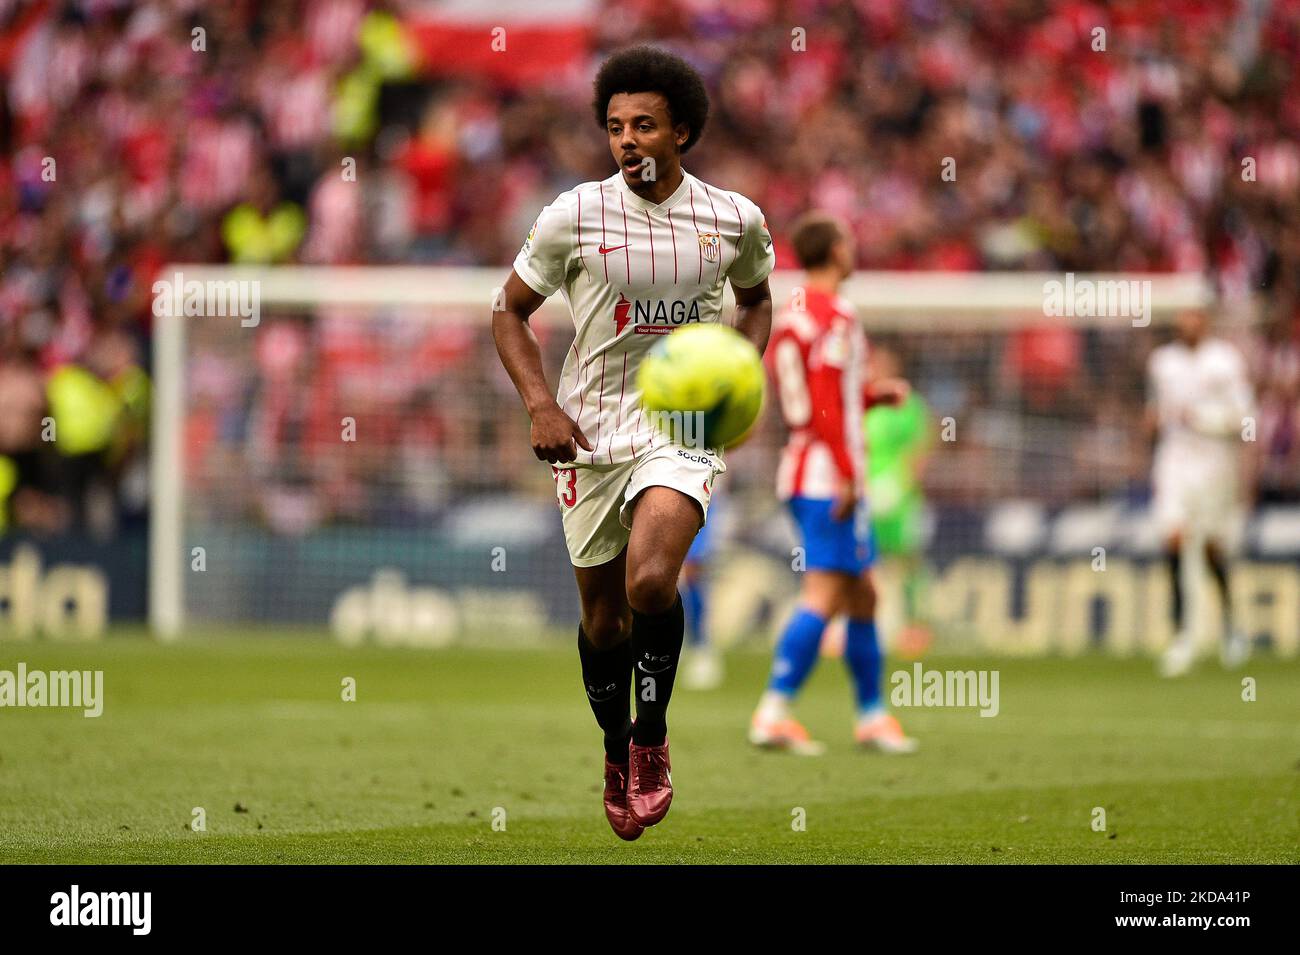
[622,156,643,172]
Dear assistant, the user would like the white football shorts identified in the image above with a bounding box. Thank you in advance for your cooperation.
[550,442,726,567]
[1152,446,1241,543]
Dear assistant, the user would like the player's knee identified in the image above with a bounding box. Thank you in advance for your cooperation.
[801,591,839,618]
[583,609,630,648]
[847,577,876,618]
[626,567,678,615]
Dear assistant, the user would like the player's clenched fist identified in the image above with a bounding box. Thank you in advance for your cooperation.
[531,404,593,463]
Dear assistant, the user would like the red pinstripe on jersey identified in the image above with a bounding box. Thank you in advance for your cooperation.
[704,184,722,283]
[576,190,586,273]
[599,182,609,283]
[645,211,655,285]
[667,207,678,283]
[729,194,743,244]
[571,342,585,439]
[728,193,747,284]
[613,352,627,463]
[595,349,607,460]
[619,193,630,284]
[581,347,590,459]
[689,184,702,283]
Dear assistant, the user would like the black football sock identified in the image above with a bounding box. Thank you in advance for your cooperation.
[1206,548,1233,629]
[1166,550,1184,632]
[577,625,633,762]
[630,593,684,747]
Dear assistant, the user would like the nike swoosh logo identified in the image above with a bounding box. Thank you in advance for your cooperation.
[598,244,629,255]
[637,661,673,675]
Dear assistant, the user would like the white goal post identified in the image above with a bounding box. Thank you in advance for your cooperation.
[150,266,1218,639]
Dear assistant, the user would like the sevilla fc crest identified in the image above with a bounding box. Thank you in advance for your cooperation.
[697,232,721,263]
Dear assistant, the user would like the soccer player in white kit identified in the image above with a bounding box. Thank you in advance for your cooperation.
[1146,310,1254,677]
[491,47,774,839]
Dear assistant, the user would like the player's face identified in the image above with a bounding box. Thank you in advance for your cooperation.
[1176,310,1208,344]
[605,92,687,190]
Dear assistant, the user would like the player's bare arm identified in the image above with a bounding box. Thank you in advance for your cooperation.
[491,270,593,463]
[731,277,773,356]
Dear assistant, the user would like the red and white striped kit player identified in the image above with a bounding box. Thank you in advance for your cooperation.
[513,170,773,466]
[769,288,868,501]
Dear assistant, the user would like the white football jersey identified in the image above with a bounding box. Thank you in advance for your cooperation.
[513,170,774,465]
[1147,337,1253,465]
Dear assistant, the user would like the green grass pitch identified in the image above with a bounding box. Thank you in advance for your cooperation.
[1,633,1296,864]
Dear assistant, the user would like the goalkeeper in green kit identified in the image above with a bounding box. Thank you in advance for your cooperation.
[863,345,933,657]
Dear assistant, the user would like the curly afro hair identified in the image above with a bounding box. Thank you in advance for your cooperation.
[592,46,709,153]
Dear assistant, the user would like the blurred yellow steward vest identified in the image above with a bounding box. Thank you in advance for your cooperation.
[46,366,123,457]
[222,202,306,264]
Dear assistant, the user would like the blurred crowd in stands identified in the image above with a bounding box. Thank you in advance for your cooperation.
[1,0,1298,539]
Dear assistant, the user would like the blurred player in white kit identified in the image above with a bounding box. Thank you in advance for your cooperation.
[1146,310,1254,677]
